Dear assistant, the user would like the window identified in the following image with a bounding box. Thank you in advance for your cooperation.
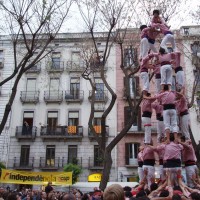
[183,27,189,36]
[124,47,137,67]
[72,52,84,68]
[52,52,61,69]
[68,145,78,164]
[93,112,103,126]
[124,106,141,131]
[23,111,34,135]
[68,111,79,126]
[94,145,103,167]
[47,111,58,128]
[124,76,139,98]
[20,145,30,166]
[125,143,139,165]
[191,41,200,55]
[26,78,36,92]
[50,78,59,91]
[46,145,55,166]
[49,78,60,98]
[0,50,4,68]
[95,78,104,100]
[70,78,80,98]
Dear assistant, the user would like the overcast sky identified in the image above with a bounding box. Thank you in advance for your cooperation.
[63,0,200,33]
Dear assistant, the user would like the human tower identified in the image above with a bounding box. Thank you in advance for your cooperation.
[137,10,198,191]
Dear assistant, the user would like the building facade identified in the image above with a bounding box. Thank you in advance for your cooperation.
[0,33,118,186]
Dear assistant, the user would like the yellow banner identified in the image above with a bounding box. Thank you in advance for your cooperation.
[0,169,72,185]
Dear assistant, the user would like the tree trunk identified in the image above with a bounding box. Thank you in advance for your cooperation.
[99,149,112,191]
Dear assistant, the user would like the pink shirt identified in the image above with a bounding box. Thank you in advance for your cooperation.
[142,146,155,160]
[156,143,166,159]
[152,101,163,114]
[141,99,155,113]
[143,52,176,66]
[152,23,170,34]
[182,143,197,162]
[175,96,188,114]
[171,52,181,69]
[141,27,160,40]
[164,142,183,160]
[156,91,176,105]
[138,151,143,162]
[151,16,166,25]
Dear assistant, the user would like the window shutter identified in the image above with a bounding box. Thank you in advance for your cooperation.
[124,106,131,126]
[125,143,130,165]
[135,76,140,96]
[138,107,142,131]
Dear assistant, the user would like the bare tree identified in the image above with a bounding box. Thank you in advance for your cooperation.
[0,0,73,134]
[136,0,187,25]
[191,5,200,24]
[76,0,197,190]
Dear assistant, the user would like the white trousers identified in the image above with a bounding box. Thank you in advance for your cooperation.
[163,109,178,133]
[185,165,198,188]
[161,64,172,85]
[143,165,155,189]
[142,117,151,144]
[140,72,149,92]
[155,78,161,93]
[138,167,144,183]
[176,70,185,87]
[160,34,176,52]
[180,114,190,139]
[140,38,157,59]
[167,167,182,186]
[157,120,165,142]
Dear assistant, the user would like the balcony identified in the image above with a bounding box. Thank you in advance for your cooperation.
[65,90,84,103]
[40,126,83,140]
[44,90,63,104]
[88,125,109,139]
[46,61,64,73]
[25,63,41,73]
[61,157,82,167]
[39,157,61,170]
[15,126,37,140]
[89,61,108,72]
[13,157,35,170]
[88,157,104,170]
[127,122,157,134]
[88,90,108,103]
[66,61,85,72]
[20,91,40,104]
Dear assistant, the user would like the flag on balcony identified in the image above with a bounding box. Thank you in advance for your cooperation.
[94,126,101,134]
[68,126,77,134]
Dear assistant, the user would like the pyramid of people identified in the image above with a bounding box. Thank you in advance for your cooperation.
[137,9,199,195]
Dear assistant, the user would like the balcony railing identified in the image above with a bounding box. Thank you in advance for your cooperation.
[89,61,108,71]
[66,61,85,72]
[88,157,104,169]
[61,157,82,167]
[20,91,40,104]
[127,122,157,133]
[25,63,41,73]
[65,90,84,103]
[13,157,34,169]
[39,157,61,169]
[15,126,37,139]
[88,125,109,137]
[40,126,83,139]
[89,90,108,102]
[47,61,64,72]
[44,90,63,103]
